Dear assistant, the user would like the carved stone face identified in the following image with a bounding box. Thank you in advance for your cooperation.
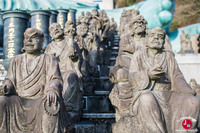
[64,22,76,36]
[147,28,165,50]
[77,24,88,37]
[49,23,64,40]
[131,21,146,34]
[92,9,98,17]
[23,28,43,54]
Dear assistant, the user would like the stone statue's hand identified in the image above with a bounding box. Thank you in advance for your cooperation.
[46,91,57,105]
[3,85,13,96]
[148,67,165,80]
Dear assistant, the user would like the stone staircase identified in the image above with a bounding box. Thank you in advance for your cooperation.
[75,34,120,133]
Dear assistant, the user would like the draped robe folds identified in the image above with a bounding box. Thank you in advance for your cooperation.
[109,35,147,121]
[124,48,200,133]
[0,53,71,133]
[45,37,83,123]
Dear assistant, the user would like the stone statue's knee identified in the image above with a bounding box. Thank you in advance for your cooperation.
[0,96,8,107]
[186,95,200,110]
[67,73,79,85]
[139,92,156,107]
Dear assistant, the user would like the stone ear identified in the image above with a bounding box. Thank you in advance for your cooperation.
[21,47,25,53]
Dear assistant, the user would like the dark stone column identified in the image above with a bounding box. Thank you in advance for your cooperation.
[57,8,69,29]
[49,9,58,25]
[30,10,51,48]
[2,10,30,70]
[68,8,77,23]
[0,9,5,47]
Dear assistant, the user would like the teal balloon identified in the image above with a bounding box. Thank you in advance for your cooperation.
[161,0,172,10]
[158,10,172,25]
[197,25,200,33]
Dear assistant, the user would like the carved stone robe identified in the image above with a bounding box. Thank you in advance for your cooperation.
[113,48,200,133]
[0,53,71,133]
[45,37,83,123]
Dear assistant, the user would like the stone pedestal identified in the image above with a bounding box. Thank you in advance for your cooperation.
[175,54,200,84]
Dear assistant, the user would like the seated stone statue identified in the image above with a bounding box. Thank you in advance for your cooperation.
[0,28,73,133]
[45,22,83,123]
[179,30,194,54]
[111,27,200,133]
[109,15,148,120]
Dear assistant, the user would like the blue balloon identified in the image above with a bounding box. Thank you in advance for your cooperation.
[161,0,172,10]
[158,10,173,25]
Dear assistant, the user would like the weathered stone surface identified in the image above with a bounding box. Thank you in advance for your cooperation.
[110,27,200,133]
[0,28,73,132]
[46,22,83,124]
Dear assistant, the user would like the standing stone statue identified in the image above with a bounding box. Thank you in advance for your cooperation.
[109,15,148,121]
[76,11,85,25]
[87,23,100,77]
[189,79,200,98]
[179,30,194,54]
[45,23,83,123]
[89,9,103,39]
[0,28,73,133]
[111,27,200,133]
[191,34,200,54]
[75,22,95,94]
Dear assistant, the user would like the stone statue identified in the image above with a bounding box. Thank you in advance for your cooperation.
[75,22,95,94]
[179,30,194,54]
[164,35,172,51]
[110,18,118,33]
[89,9,103,39]
[191,34,200,54]
[109,15,148,120]
[189,79,200,97]
[119,9,139,37]
[0,28,73,133]
[111,27,200,133]
[45,23,83,123]
[76,11,85,25]
[87,23,100,77]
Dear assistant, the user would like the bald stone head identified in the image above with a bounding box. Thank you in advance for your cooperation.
[129,15,147,35]
[23,28,44,53]
[147,27,166,50]
[49,23,64,40]
[64,20,76,37]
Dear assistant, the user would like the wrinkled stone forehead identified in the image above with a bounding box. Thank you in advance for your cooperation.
[150,27,166,35]
[131,15,147,24]
[50,23,61,29]
[24,28,43,37]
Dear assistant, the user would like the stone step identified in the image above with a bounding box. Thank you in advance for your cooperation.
[94,91,110,95]
[93,76,109,80]
[112,47,119,50]
[108,66,114,69]
[113,40,119,43]
[83,95,114,113]
[109,57,116,61]
[83,113,115,119]
[74,119,114,133]
[111,51,118,55]
[113,43,119,46]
